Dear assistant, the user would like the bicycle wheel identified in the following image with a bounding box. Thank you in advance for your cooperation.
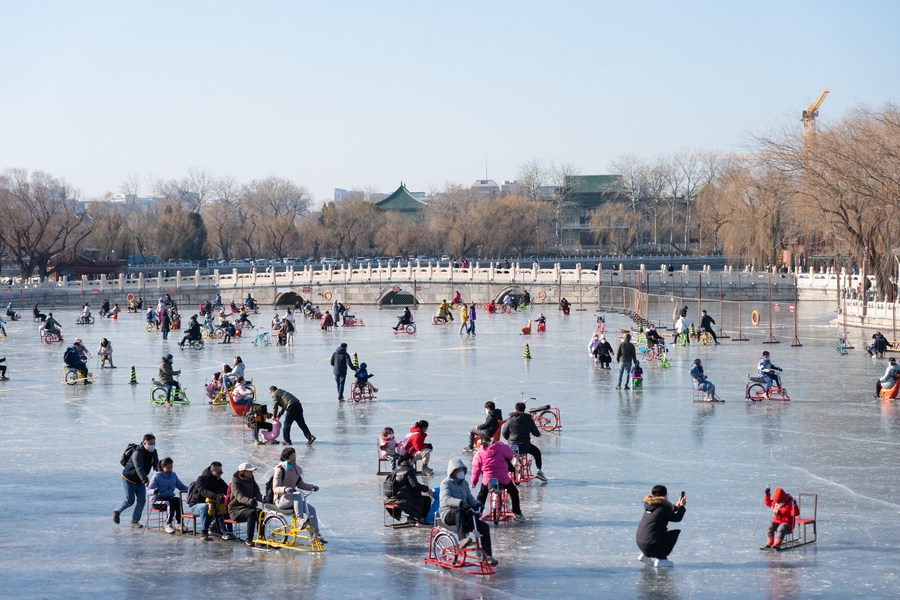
[405,324,416,334]
[189,339,204,350]
[431,531,460,564]
[537,410,558,431]
[214,327,225,338]
[150,387,168,403]
[746,383,766,400]
[263,514,295,545]
[65,370,78,385]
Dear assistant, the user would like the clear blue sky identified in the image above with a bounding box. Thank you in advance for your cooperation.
[1,1,898,203]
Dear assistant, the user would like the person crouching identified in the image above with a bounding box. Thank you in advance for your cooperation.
[636,484,686,568]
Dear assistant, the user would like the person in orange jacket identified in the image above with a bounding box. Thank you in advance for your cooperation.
[763,487,800,549]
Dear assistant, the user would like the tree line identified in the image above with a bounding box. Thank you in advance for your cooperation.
[1,103,897,294]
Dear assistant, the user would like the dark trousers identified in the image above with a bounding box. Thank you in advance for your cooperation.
[153,496,182,525]
[476,481,521,515]
[284,404,312,443]
[232,508,263,541]
[702,326,719,343]
[443,506,492,556]
[638,529,681,560]
[252,420,273,441]
[524,444,542,470]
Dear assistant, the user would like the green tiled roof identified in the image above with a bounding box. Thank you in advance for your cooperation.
[565,175,626,194]
[375,183,428,212]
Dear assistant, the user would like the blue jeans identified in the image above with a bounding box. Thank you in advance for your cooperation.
[335,374,347,399]
[115,478,146,524]
[618,360,633,387]
[191,502,211,533]
[165,381,180,402]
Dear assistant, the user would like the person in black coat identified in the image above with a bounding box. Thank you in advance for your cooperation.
[501,401,547,482]
[463,401,503,452]
[187,461,232,540]
[636,484,686,567]
[113,434,159,528]
[384,454,432,523]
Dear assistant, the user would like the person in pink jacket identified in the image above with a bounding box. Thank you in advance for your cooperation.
[470,436,524,521]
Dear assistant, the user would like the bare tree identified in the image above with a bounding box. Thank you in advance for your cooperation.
[0,169,91,280]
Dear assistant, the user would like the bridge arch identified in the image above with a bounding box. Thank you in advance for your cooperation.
[377,285,419,306]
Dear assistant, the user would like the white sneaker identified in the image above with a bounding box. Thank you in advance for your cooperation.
[164,524,176,534]
[512,513,526,522]
[638,553,654,566]
[535,470,548,482]
[653,558,674,568]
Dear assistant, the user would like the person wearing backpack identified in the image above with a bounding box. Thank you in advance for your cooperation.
[64,344,91,384]
[272,447,324,542]
[228,462,264,546]
[113,433,159,528]
[187,461,234,541]
[383,453,432,524]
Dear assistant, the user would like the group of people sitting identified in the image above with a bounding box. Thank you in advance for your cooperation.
[114,434,323,546]
[379,399,551,566]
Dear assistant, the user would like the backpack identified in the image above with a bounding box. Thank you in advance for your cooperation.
[263,464,285,503]
[186,481,198,506]
[119,442,139,467]
[382,470,398,499]
[64,347,76,365]
[396,434,415,457]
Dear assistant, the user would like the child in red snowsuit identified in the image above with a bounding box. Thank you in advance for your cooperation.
[763,487,800,549]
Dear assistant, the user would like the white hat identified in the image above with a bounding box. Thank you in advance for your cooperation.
[237,462,256,472]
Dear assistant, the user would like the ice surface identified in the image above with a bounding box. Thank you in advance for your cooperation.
[1,300,899,599]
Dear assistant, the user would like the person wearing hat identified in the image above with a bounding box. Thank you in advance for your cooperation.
[763,486,800,550]
[596,334,614,369]
[64,341,91,384]
[229,462,264,546]
[636,485,686,568]
[158,354,181,404]
[73,338,91,361]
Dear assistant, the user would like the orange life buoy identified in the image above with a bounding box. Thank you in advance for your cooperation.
[751,310,760,326]
[537,290,547,301]
[323,291,333,301]
[126,293,135,302]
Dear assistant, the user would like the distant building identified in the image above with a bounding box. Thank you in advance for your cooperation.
[374,183,429,217]
[559,175,628,249]
[471,179,500,197]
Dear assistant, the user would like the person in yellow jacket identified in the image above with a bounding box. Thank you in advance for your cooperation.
[458,303,469,335]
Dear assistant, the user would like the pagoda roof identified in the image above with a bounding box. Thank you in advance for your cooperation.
[374,183,428,212]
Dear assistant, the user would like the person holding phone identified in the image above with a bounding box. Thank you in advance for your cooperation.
[636,484,686,568]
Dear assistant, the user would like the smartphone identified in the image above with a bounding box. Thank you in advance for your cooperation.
[680,491,685,499]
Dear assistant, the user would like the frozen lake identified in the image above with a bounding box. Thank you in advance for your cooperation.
[1,302,898,599]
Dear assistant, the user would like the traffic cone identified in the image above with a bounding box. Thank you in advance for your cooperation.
[352,353,359,369]
[524,344,532,359]
[129,366,138,385]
